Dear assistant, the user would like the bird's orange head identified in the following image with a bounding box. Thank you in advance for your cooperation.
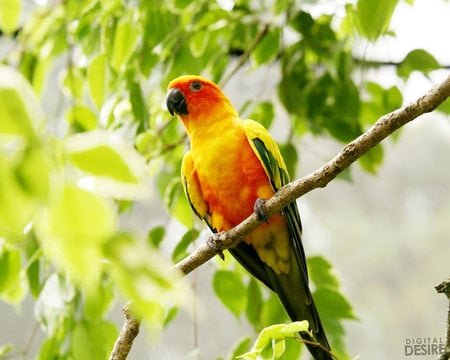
[166,75,238,128]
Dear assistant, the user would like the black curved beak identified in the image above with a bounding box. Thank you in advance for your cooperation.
[166,88,188,116]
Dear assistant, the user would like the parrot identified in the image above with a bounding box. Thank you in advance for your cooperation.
[166,75,332,360]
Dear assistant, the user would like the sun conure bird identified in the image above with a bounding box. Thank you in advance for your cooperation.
[166,75,332,360]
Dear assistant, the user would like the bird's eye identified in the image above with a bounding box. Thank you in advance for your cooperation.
[190,81,202,92]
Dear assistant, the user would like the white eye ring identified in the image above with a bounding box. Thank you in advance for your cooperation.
[190,81,202,92]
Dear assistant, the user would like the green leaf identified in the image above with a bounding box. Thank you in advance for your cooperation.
[209,51,229,84]
[225,336,252,360]
[279,142,298,178]
[66,132,138,182]
[105,234,193,330]
[280,321,310,335]
[17,147,50,201]
[248,102,275,129]
[238,322,310,360]
[65,130,149,199]
[362,82,402,127]
[0,65,45,139]
[289,11,314,36]
[66,105,98,131]
[359,143,384,174]
[260,292,288,326]
[135,129,160,158]
[335,48,353,81]
[383,85,403,113]
[87,53,107,109]
[163,306,179,327]
[251,27,280,66]
[0,156,37,240]
[273,0,291,15]
[397,49,441,79]
[190,30,210,58]
[164,177,195,228]
[141,48,159,77]
[0,0,22,34]
[35,337,64,360]
[336,167,353,182]
[37,185,116,290]
[172,229,199,263]
[437,97,450,115]
[246,277,263,328]
[308,257,354,359]
[278,338,302,360]
[171,0,191,10]
[248,324,287,355]
[0,146,50,242]
[0,245,21,297]
[272,339,286,359]
[61,66,84,100]
[111,16,140,73]
[84,279,115,318]
[213,270,247,318]
[71,319,118,360]
[0,343,14,358]
[314,288,356,321]
[126,73,149,132]
[313,287,354,359]
[355,0,399,40]
[27,253,41,298]
[307,256,340,290]
[147,226,166,248]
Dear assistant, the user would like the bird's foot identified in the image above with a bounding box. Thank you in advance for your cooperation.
[207,232,225,260]
[254,198,270,224]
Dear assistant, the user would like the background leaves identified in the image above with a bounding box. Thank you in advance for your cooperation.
[0,0,447,359]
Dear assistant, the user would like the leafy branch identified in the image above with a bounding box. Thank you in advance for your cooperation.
[219,23,270,88]
[110,74,450,360]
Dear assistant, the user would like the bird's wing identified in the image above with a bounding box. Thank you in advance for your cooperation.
[241,120,334,358]
[181,150,214,231]
[242,119,308,278]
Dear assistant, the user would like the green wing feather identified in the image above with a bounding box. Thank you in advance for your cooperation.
[242,120,289,188]
[240,119,332,360]
[242,120,308,277]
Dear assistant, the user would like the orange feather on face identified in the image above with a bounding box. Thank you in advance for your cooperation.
[167,75,333,360]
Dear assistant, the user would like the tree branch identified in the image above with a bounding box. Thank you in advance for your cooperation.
[436,278,450,360]
[109,302,140,360]
[110,73,450,359]
[219,23,270,88]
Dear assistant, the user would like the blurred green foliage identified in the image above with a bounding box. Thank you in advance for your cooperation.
[0,0,446,359]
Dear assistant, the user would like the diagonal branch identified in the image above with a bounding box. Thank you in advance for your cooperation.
[110,73,450,360]
[219,24,270,88]
[109,302,140,360]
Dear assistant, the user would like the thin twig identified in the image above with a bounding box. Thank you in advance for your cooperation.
[219,24,270,88]
[109,302,140,360]
[435,278,450,360]
[110,73,450,359]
